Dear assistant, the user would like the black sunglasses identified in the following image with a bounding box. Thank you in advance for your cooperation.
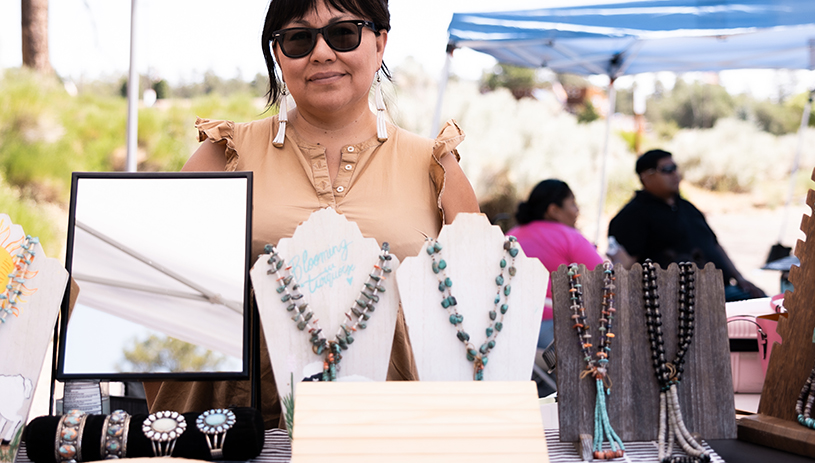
[655,164,678,174]
[272,20,377,59]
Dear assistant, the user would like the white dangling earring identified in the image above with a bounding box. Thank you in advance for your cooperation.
[272,82,288,148]
[375,71,388,142]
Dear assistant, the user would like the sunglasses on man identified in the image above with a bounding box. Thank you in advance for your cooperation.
[648,164,678,175]
[272,20,378,59]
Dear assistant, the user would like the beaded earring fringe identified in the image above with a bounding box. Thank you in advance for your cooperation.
[272,83,288,148]
[375,71,388,142]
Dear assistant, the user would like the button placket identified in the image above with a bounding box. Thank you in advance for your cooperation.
[333,145,358,198]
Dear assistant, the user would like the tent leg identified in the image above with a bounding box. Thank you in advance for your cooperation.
[777,89,814,244]
[430,45,454,137]
[125,0,139,173]
[594,79,616,246]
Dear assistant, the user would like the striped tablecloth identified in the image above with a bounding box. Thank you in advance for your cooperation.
[17,428,724,462]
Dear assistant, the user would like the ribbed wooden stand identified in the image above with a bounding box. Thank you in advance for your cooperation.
[737,168,815,458]
[290,381,548,462]
[553,262,737,442]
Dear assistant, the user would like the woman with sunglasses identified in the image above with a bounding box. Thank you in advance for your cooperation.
[144,0,479,430]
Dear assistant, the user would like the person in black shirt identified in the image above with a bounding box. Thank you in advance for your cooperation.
[608,149,765,301]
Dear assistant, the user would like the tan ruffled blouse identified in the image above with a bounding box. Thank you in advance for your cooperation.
[145,116,467,429]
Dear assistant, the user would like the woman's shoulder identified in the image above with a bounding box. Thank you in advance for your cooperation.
[195,115,277,143]
[389,119,466,160]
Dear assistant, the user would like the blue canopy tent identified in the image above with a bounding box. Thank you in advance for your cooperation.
[438,0,815,244]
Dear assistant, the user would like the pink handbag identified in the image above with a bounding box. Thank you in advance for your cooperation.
[727,315,769,393]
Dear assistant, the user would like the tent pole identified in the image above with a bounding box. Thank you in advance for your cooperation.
[125,0,139,172]
[594,78,616,246]
[430,44,454,137]
[778,88,814,243]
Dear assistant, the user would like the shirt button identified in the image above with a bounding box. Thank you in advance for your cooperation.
[347,146,355,152]
[344,164,353,171]
[336,186,345,193]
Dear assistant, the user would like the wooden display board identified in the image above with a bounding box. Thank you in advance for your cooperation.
[554,262,737,442]
[738,169,815,457]
[397,213,547,381]
[0,215,69,463]
[251,208,401,404]
[290,380,548,462]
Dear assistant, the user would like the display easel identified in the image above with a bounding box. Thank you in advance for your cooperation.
[397,213,547,381]
[0,215,69,463]
[250,208,401,403]
[553,262,737,443]
[738,168,815,457]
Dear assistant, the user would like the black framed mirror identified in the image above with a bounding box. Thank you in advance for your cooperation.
[56,172,253,381]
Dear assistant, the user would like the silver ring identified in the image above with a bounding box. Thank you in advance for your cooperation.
[142,410,186,457]
[100,409,130,459]
[55,409,87,463]
[196,408,236,459]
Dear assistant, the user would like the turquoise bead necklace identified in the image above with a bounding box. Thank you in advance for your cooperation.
[567,262,625,460]
[264,242,392,381]
[425,236,518,381]
[0,235,38,326]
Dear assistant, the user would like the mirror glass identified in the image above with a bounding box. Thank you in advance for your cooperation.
[57,172,252,380]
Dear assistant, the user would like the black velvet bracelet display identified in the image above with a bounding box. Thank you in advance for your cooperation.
[24,407,265,462]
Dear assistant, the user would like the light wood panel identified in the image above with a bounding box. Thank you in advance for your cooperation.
[291,381,549,462]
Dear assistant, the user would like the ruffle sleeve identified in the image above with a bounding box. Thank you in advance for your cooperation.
[430,119,466,220]
[195,117,239,172]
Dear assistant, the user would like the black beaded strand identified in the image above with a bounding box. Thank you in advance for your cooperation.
[643,260,710,463]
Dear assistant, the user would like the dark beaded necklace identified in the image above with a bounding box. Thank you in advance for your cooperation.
[642,260,710,463]
[425,236,517,381]
[795,359,815,428]
[264,242,392,381]
[568,262,625,460]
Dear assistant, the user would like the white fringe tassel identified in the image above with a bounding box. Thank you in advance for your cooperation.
[375,72,388,142]
[273,83,288,148]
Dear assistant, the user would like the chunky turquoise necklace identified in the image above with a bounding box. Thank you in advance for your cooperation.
[0,235,37,326]
[568,262,625,460]
[425,236,518,381]
[264,242,392,381]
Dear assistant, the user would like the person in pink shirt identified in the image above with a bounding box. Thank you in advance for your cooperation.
[507,179,604,351]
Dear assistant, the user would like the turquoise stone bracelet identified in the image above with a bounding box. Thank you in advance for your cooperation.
[426,236,517,381]
[264,242,392,381]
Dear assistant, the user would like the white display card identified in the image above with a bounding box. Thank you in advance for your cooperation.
[251,208,401,403]
[397,213,547,381]
[0,215,69,463]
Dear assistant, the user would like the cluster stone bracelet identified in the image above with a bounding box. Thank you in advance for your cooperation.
[100,409,130,459]
[55,409,88,463]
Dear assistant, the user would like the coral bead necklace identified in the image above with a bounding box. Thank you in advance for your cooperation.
[568,262,625,460]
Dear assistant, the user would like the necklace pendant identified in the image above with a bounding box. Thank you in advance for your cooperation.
[473,357,486,381]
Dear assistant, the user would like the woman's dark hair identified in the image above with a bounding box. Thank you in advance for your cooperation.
[261,0,391,110]
[515,179,573,225]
